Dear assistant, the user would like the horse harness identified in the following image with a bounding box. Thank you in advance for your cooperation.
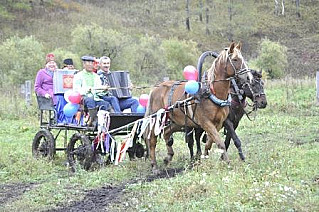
[166,78,234,129]
[167,81,200,128]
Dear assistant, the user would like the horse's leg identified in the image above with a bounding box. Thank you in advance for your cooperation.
[163,124,180,165]
[223,120,232,151]
[202,123,229,162]
[194,128,204,159]
[185,127,195,160]
[149,131,160,174]
[224,119,245,161]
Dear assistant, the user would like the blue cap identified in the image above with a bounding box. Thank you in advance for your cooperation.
[81,55,95,62]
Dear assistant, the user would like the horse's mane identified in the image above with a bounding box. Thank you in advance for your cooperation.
[205,46,247,83]
[206,48,228,83]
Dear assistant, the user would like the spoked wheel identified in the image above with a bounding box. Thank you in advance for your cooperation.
[67,133,93,172]
[32,129,56,160]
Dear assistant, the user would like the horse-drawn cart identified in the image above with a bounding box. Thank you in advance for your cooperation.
[32,95,145,171]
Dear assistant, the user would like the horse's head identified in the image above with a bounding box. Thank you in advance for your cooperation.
[216,42,253,83]
[240,69,267,109]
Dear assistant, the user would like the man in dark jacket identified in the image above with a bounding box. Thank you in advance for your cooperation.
[98,56,138,112]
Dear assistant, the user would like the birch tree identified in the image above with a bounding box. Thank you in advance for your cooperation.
[296,0,300,18]
[186,0,191,31]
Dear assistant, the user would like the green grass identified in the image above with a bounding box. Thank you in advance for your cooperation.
[0,78,318,211]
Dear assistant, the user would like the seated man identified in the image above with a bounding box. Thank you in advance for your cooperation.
[73,55,111,126]
[98,56,139,112]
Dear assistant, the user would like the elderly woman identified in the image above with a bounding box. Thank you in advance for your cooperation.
[34,53,58,105]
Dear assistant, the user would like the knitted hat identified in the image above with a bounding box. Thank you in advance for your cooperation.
[63,58,73,66]
[46,53,55,64]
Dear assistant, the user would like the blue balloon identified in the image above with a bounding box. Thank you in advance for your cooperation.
[63,103,80,118]
[136,104,146,113]
[185,80,199,94]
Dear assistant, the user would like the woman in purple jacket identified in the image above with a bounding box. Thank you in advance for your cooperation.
[34,53,58,104]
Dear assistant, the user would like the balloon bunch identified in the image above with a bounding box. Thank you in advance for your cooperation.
[136,94,149,113]
[183,65,200,95]
[63,90,81,117]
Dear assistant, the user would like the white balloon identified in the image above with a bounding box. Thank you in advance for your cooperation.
[64,90,73,103]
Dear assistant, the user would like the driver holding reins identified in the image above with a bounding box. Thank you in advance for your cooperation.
[73,55,112,127]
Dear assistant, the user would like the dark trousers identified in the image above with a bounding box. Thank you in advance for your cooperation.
[119,97,139,112]
[83,96,111,111]
[102,95,121,112]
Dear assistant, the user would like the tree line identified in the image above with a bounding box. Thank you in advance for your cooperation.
[0,0,316,86]
[0,24,287,87]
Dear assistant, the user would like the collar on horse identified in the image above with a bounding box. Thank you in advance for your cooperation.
[208,93,232,107]
[199,77,232,107]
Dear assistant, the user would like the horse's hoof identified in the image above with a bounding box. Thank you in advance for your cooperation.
[201,155,209,159]
[164,157,169,165]
[239,154,246,161]
[220,154,230,163]
[167,137,174,146]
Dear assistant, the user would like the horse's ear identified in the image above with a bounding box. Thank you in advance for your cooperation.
[229,42,236,53]
[236,42,242,50]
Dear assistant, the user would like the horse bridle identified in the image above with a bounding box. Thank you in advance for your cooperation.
[226,50,251,79]
[211,51,251,83]
[242,78,265,105]
[239,78,265,120]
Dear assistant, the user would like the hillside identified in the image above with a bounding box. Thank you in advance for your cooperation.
[0,0,318,81]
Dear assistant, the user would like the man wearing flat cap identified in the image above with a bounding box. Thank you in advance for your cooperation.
[73,55,111,126]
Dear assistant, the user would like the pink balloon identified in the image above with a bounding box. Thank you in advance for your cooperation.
[68,91,82,104]
[139,94,149,107]
[183,65,198,81]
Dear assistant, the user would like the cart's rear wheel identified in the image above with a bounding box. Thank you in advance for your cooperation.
[67,133,93,172]
[32,129,56,160]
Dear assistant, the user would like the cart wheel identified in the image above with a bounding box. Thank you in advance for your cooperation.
[32,129,56,160]
[67,133,93,172]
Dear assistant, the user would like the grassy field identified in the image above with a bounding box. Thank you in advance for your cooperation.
[0,78,318,211]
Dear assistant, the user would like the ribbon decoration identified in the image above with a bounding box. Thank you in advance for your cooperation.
[94,110,111,154]
[114,121,139,165]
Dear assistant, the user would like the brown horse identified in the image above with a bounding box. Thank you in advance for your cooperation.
[186,69,267,161]
[145,42,252,174]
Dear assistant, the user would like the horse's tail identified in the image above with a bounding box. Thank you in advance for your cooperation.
[144,89,153,118]
[142,89,155,158]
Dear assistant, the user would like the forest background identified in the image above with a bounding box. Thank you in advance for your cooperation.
[0,0,318,86]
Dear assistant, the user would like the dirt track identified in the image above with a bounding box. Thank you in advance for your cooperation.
[0,168,184,211]
[48,167,183,211]
[0,183,36,206]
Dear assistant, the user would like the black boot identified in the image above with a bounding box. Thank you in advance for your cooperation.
[88,109,98,128]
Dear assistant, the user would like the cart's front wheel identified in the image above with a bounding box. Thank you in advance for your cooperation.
[32,129,56,160]
[67,133,93,172]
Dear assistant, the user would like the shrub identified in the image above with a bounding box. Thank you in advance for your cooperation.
[251,39,288,79]
[122,35,167,84]
[0,36,44,86]
[71,23,130,68]
[161,38,199,80]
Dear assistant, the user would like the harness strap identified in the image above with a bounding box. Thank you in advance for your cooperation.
[231,79,243,102]
[208,93,232,107]
[178,99,201,128]
[168,81,182,107]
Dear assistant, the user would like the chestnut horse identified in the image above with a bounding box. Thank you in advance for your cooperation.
[145,42,253,174]
[186,69,267,161]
